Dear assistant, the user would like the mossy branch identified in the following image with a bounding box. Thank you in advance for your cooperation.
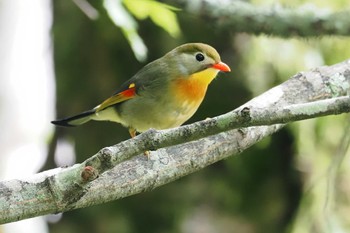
[178,0,350,37]
[0,60,350,224]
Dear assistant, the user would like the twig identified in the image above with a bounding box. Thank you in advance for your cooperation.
[72,0,99,20]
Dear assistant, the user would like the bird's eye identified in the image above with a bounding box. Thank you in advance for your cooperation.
[195,53,205,62]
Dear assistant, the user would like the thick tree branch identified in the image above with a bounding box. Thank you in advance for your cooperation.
[177,0,350,37]
[0,59,350,224]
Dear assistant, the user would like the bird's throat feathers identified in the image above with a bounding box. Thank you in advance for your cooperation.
[173,68,219,102]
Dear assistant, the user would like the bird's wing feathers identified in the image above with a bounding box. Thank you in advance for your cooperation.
[95,59,169,112]
[95,81,137,112]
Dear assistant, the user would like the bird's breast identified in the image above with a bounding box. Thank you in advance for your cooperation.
[172,78,208,103]
[172,67,219,104]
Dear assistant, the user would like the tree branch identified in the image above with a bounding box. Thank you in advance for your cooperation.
[1,59,349,224]
[177,0,350,37]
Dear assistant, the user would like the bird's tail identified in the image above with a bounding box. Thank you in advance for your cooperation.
[51,109,96,127]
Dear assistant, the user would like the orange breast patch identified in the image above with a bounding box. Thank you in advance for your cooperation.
[173,78,208,103]
[172,67,219,103]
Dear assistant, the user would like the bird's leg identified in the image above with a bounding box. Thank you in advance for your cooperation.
[129,128,137,138]
[128,127,150,158]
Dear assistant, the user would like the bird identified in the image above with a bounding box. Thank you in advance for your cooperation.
[51,43,231,138]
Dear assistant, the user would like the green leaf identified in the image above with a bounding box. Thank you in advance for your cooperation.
[123,0,181,38]
[103,0,148,61]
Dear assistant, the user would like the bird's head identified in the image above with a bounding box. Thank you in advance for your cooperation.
[165,43,231,79]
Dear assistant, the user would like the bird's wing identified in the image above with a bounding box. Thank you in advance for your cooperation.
[95,81,137,112]
[95,59,169,112]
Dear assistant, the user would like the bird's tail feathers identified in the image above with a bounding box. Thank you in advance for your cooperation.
[51,109,96,127]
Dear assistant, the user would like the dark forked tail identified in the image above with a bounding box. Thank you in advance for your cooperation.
[51,109,96,127]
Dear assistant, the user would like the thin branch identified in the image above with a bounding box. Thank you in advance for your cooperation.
[243,96,350,124]
[0,59,350,224]
[72,0,99,20]
[177,0,350,37]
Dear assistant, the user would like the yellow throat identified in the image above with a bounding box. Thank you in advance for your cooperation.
[173,67,219,102]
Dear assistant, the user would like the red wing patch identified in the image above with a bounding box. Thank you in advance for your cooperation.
[96,84,136,112]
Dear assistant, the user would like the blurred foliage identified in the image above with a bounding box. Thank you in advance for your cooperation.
[123,0,181,37]
[50,0,350,233]
[103,0,180,61]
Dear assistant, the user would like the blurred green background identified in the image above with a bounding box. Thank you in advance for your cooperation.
[49,0,350,232]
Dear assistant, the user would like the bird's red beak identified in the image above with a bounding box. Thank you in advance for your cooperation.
[212,62,231,72]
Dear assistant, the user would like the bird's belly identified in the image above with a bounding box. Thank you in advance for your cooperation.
[159,100,200,129]
[118,96,202,132]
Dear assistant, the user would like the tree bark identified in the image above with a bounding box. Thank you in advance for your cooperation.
[0,59,349,224]
[177,0,350,37]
